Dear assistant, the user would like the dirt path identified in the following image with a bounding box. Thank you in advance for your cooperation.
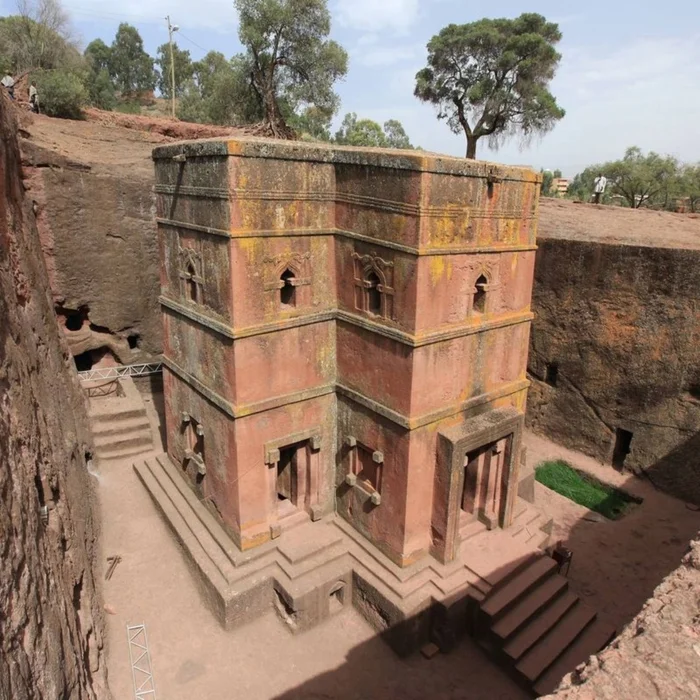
[524,431,700,631]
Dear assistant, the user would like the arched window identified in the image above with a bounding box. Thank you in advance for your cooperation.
[186,263,198,303]
[365,270,382,315]
[280,268,296,307]
[473,274,488,314]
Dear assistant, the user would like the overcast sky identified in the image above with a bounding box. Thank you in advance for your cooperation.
[3,0,700,176]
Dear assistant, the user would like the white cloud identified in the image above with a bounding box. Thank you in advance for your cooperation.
[333,0,419,34]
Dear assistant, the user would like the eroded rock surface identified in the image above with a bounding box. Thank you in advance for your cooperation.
[528,201,700,504]
[19,113,163,362]
[0,95,108,699]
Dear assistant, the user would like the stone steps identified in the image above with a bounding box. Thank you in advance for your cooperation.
[491,574,569,642]
[477,552,615,695]
[88,377,154,463]
[532,618,617,696]
[482,556,557,620]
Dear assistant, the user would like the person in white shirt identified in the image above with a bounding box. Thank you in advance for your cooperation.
[29,82,39,113]
[1,73,15,100]
[592,173,607,204]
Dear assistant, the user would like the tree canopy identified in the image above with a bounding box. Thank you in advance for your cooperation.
[0,0,80,72]
[234,0,348,137]
[109,23,156,95]
[415,13,565,159]
[155,42,194,99]
[334,113,415,149]
[571,148,681,208]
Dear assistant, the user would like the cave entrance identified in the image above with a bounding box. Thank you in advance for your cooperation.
[73,348,119,373]
[612,429,633,471]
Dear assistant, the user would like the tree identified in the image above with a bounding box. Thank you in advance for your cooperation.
[335,113,387,147]
[0,0,80,72]
[84,39,116,109]
[109,23,156,95]
[541,170,553,196]
[178,53,262,126]
[415,13,565,159]
[155,42,193,98]
[334,113,415,149]
[678,165,700,213]
[234,0,348,138]
[84,38,111,73]
[290,106,332,141]
[383,119,414,149]
[571,148,680,208]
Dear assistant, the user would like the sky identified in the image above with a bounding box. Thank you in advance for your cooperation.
[3,0,700,176]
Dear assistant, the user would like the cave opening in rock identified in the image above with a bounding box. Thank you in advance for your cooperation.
[128,333,141,350]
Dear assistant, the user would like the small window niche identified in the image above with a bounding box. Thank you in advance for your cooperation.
[473,274,488,315]
[280,268,297,308]
[186,263,198,304]
[365,271,382,316]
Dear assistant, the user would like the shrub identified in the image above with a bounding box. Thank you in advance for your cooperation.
[35,69,86,119]
[114,101,141,115]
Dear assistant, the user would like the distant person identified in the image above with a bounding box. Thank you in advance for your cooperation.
[592,173,607,204]
[1,73,15,100]
[29,82,39,113]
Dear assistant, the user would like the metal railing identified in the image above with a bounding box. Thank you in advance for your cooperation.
[77,362,163,383]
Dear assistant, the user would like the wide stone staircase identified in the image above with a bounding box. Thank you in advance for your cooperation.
[88,377,154,462]
[477,552,616,696]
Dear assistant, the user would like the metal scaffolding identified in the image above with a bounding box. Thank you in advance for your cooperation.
[127,624,157,699]
[77,362,163,383]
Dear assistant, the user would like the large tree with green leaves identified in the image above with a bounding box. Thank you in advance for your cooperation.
[109,23,156,95]
[155,42,194,98]
[571,148,680,208]
[0,0,80,72]
[234,0,348,138]
[178,52,263,126]
[415,13,565,159]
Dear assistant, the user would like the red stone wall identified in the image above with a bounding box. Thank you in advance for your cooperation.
[154,139,539,566]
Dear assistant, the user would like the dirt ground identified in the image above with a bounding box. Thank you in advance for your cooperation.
[538,197,700,250]
[524,431,700,630]
[98,392,527,700]
[96,391,700,700]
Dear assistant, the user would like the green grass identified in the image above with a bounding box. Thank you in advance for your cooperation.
[535,460,641,520]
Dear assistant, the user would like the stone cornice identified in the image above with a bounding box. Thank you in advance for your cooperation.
[156,218,537,256]
[160,294,533,348]
[163,354,530,431]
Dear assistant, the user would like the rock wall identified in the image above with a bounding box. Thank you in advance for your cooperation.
[0,95,108,698]
[541,534,700,699]
[527,236,700,504]
[20,117,161,363]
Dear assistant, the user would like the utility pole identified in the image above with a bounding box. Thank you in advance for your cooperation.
[165,15,179,119]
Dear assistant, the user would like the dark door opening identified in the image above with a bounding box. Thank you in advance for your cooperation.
[612,428,633,470]
[277,446,296,504]
[545,362,559,387]
[473,275,487,314]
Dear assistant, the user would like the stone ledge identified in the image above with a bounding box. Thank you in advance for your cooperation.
[134,453,547,655]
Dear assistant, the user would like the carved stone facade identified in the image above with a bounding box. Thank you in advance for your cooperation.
[151,138,539,635]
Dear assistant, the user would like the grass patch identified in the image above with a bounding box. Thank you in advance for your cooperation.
[535,460,641,520]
